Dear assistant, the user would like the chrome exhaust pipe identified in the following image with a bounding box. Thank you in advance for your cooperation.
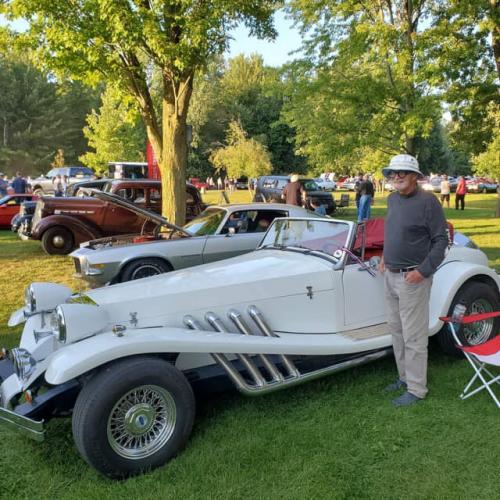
[228,309,284,383]
[205,312,266,388]
[248,305,300,378]
[222,349,391,397]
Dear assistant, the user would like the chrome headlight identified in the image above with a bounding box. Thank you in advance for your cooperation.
[54,305,67,343]
[22,283,73,315]
[24,285,36,313]
[10,348,37,381]
[53,304,109,344]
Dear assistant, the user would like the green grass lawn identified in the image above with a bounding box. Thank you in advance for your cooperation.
[0,191,499,499]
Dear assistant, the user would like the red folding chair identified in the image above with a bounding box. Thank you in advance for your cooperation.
[440,311,500,407]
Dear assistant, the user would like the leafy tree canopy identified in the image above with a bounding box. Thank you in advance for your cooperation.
[3,0,280,223]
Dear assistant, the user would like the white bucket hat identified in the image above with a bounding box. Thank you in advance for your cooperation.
[382,154,424,178]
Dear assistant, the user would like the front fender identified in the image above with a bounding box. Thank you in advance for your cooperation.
[33,215,101,243]
[429,260,500,335]
[44,324,395,385]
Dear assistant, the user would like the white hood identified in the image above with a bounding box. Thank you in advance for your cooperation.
[85,249,337,333]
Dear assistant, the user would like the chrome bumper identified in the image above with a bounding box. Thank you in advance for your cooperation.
[0,406,45,442]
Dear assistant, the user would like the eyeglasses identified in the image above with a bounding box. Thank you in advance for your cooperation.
[388,171,410,179]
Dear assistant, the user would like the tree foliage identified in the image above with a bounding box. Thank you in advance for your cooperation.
[188,54,306,178]
[0,31,99,175]
[5,0,280,223]
[210,120,272,179]
[283,0,498,175]
[472,103,500,180]
[80,86,146,175]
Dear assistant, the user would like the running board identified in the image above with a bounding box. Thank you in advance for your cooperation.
[183,306,391,396]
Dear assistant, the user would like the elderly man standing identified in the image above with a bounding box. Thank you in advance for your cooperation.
[379,154,448,407]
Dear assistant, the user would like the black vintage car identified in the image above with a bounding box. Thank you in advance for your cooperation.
[253,175,336,214]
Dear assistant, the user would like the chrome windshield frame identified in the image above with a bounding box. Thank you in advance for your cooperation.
[257,217,357,269]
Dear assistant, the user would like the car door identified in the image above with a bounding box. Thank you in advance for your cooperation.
[201,209,289,264]
[342,261,386,327]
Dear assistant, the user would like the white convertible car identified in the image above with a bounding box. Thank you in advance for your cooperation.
[1,217,499,479]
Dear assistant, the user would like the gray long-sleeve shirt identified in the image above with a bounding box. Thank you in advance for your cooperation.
[383,188,448,277]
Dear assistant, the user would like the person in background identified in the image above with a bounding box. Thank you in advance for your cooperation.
[0,174,8,196]
[379,154,448,407]
[310,197,327,216]
[53,175,64,197]
[217,177,223,190]
[440,175,450,208]
[282,174,304,207]
[62,175,69,196]
[12,172,27,201]
[455,175,467,210]
[357,174,375,222]
[354,173,363,215]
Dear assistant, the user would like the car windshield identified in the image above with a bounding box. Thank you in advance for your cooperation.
[259,218,351,258]
[300,179,321,191]
[0,195,11,205]
[183,208,226,236]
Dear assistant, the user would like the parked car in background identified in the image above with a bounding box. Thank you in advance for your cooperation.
[314,178,337,191]
[30,166,95,196]
[23,180,205,254]
[341,178,358,191]
[188,178,210,191]
[235,177,249,190]
[421,176,457,193]
[0,194,38,229]
[466,177,498,193]
[2,217,498,478]
[253,176,336,214]
[66,179,110,197]
[71,196,314,287]
[10,200,37,233]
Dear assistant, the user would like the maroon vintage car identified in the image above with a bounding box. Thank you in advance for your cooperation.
[0,194,38,229]
[23,180,205,254]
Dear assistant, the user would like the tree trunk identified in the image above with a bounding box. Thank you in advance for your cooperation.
[160,74,193,226]
[490,0,500,78]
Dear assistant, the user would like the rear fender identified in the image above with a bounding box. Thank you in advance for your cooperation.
[429,261,500,335]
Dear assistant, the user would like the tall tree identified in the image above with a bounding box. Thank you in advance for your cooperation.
[5,1,279,224]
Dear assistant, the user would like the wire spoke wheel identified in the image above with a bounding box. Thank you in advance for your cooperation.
[107,385,176,460]
[462,298,495,345]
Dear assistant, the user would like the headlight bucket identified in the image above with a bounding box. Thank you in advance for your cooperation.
[53,304,109,344]
[10,348,37,381]
[23,283,73,314]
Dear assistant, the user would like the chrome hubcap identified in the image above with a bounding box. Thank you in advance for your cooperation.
[107,385,176,459]
[463,299,495,345]
[132,265,163,280]
[52,235,65,248]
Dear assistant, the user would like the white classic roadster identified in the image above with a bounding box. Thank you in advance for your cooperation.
[1,217,499,478]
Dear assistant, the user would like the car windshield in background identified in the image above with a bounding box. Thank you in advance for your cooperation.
[0,196,11,204]
[260,219,351,257]
[300,179,321,191]
[183,208,226,236]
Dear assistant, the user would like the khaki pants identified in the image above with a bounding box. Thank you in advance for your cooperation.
[384,272,433,398]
